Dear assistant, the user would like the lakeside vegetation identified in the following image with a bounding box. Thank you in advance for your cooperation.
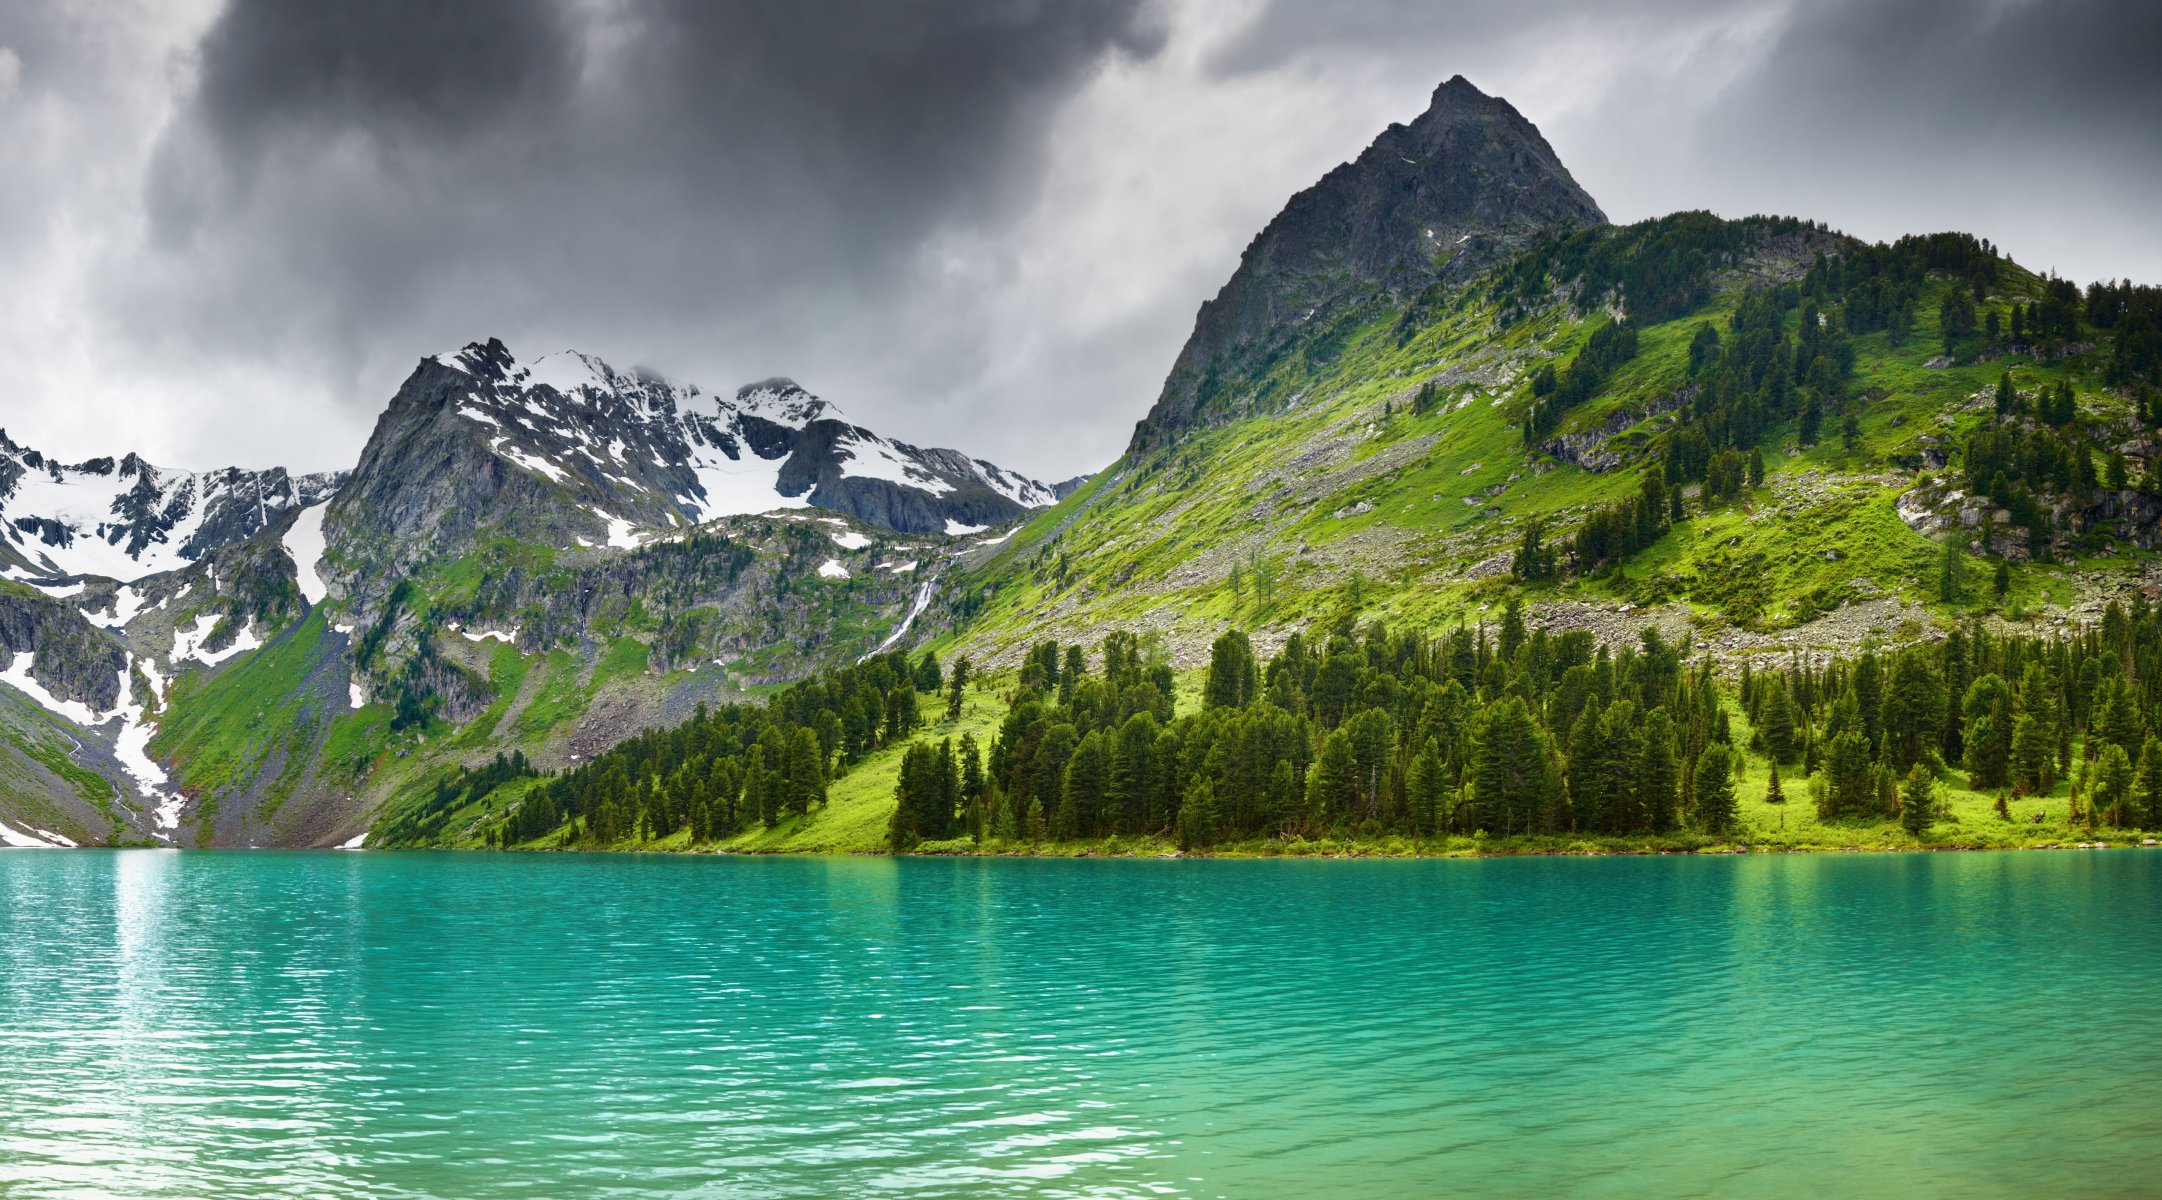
[385,598,2162,858]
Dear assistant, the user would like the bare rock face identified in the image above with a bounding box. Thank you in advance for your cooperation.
[0,430,344,583]
[327,340,1055,597]
[1127,76,1607,454]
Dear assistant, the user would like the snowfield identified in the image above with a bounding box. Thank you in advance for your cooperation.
[284,502,331,605]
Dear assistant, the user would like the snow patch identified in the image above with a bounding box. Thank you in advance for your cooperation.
[0,649,103,725]
[879,560,918,573]
[835,434,955,496]
[524,350,608,397]
[349,679,368,709]
[593,511,644,550]
[494,441,569,484]
[338,832,367,850]
[283,502,330,605]
[173,613,260,667]
[830,528,872,550]
[0,818,68,848]
[817,559,850,579]
[680,444,811,521]
[944,519,988,536]
[29,580,84,599]
[460,627,518,644]
[111,655,179,836]
[83,583,154,630]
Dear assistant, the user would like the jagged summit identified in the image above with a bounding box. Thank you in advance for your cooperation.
[332,339,1054,585]
[0,428,345,583]
[1128,75,1605,452]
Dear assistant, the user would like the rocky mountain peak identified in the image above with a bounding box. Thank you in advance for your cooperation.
[1127,76,1605,453]
[328,340,1058,588]
[0,431,345,584]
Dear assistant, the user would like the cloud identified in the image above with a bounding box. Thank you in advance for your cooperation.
[73,0,1168,474]
[0,0,2155,481]
[1208,0,2162,286]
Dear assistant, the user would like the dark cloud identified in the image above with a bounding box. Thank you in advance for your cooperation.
[4,0,2157,481]
[124,0,1164,471]
[1209,0,2162,286]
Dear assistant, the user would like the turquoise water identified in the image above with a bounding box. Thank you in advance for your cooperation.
[2,851,2160,1197]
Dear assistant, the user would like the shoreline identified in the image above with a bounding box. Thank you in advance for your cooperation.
[367,829,2162,858]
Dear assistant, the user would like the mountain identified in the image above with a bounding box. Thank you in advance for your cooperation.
[333,339,1051,587]
[939,89,2162,687]
[0,338,1052,849]
[0,432,344,583]
[10,74,2162,858]
[1128,75,1605,453]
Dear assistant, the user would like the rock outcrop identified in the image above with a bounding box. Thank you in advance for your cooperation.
[1127,75,1606,453]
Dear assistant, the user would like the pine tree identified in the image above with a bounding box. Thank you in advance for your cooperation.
[2011,713,2054,795]
[1471,696,1551,836]
[1938,535,1967,605]
[1765,761,1785,806]
[1204,630,1258,709]
[1305,729,1358,827]
[2093,743,2134,826]
[1177,777,1218,850]
[1900,763,1935,837]
[1407,737,1447,836]
[1694,743,1738,834]
[2134,736,2162,828]
[1638,707,1680,832]
[1759,680,1796,764]
[946,656,971,722]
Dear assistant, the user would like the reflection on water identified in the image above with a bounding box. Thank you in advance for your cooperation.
[2,850,2160,1197]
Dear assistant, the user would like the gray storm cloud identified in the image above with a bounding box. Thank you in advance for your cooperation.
[0,0,2156,479]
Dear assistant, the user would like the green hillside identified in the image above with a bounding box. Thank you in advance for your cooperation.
[942,215,2157,670]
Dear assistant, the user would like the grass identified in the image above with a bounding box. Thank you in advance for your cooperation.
[935,250,2156,672]
[464,667,2149,861]
[153,610,332,798]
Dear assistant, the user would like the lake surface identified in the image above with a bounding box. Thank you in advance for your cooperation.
[2,850,2159,1198]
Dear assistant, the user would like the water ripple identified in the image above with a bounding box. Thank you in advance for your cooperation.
[3,851,2161,1196]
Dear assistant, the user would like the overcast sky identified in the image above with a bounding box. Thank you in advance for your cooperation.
[2,0,2157,480]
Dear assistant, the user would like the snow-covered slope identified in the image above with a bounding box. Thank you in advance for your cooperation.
[0,431,345,583]
[392,339,1056,540]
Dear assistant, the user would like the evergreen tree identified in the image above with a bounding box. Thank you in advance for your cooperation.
[2134,736,2162,827]
[787,727,826,814]
[1407,737,1447,836]
[1937,535,1967,605]
[1204,630,1259,709]
[1471,696,1551,835]
[946,656,971,722]
[1900,763,1935,837]
[1638,707,1680,832]
[2010,713,2054,795]
[2092,743,2135,825]
[1694,743,1738,834]
[1305,729,1358,826]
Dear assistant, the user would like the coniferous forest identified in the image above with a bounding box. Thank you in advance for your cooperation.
[434,594,2162,854]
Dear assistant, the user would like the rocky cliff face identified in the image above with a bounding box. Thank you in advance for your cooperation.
[327,340,1052,597]
[0,430,344,583]
[1127,75,1606,453]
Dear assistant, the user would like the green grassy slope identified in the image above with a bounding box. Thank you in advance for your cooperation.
[446,667,2151,859]
[939,222,2147,672]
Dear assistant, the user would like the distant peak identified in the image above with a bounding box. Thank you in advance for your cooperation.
[738,377,806,398]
